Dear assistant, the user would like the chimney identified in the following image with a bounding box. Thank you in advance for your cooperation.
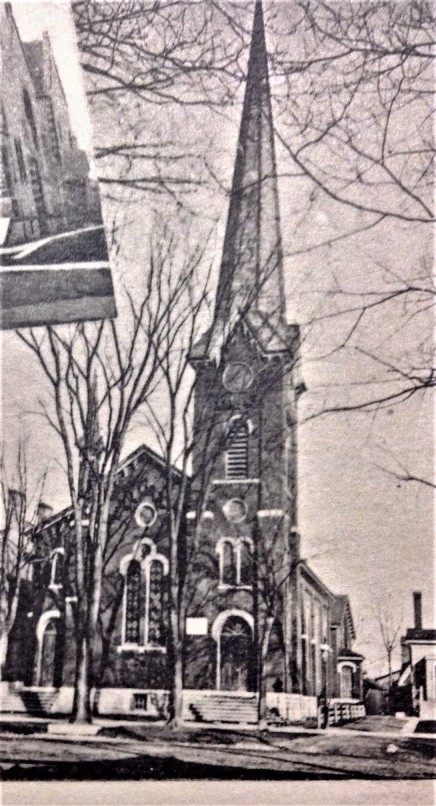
[37,502,53,524]
[413,591,422,630]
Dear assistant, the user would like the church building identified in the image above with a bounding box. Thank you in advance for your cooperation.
[3,1,364,724]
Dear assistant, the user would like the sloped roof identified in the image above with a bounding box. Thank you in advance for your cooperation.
[34,443,184,533]
[337,647,364,660]
[331,595,349,625]
[403,628,436,643]
[190,315,300,362]
[331,594,356,641]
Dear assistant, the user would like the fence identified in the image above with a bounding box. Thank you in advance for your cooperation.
[326,699,366,725]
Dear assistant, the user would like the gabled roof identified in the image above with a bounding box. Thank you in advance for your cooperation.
[34,443,184,534]
[299,560,336,601]
[331,594,349,625]
[331,594,356,641]
[190,315,300,362]
[299,565,357,642]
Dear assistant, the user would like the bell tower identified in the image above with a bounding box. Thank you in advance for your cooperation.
[186,0,304,694]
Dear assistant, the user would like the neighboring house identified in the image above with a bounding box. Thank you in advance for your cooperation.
[372,669,403,715]
[0,2,102,246]
[363,677,389,716]
[3,1,364,722]
[398,592,436,719]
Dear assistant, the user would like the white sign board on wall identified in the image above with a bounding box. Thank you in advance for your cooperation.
[186,617,208,636]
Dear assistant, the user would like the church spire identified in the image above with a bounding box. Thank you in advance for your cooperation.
[210,0,286,357]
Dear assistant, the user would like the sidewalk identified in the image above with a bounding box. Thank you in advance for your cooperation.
[0,712,434,742]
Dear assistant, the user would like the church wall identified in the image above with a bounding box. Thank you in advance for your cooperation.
[16,451,182,691]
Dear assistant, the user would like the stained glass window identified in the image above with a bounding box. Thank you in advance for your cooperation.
[122,542,168,649]
[125,560,141,644]
[148,560,165,646]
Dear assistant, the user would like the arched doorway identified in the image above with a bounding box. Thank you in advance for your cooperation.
[39,620,57,687]
[35,610,62,687]
[340,665,353,699]
[219,615,253,691]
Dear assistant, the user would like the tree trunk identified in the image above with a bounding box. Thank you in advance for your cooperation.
[387,649,392,715]
[0,629,8,682]
[257,615,274,730]
[0,583,20,683]
[71,631,92,724]
[167,605,183,728]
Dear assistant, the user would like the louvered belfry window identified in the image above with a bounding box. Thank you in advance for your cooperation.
[226,419,249,479]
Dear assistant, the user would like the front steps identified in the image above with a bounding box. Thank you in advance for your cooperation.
[1,686,318,725]
[0,685,57,716]
[18,688,58,716]
[184,693,258,724]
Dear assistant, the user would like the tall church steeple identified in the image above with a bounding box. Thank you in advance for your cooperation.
[193,0,288,362]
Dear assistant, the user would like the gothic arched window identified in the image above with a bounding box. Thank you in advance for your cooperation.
[49,548,64,590]
[147,559,165,647]
[222,541,237,586]
[226,418,249,479]
[239,539,253,585]
[121,540,168,650]
[218,538,253,588]
[23,88,38,148]
[124,560,141,644]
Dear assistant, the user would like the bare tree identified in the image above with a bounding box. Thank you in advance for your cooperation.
[15,229,209,724]
[141,229,222,727]
[274,0,434,225]
[71,0,247,209]
[373,594,404,712]
[0,437,45,680]
[70,1,434,424]
[71,1,434,221]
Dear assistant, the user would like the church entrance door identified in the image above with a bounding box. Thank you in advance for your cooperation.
[219,615,253,691]
[38,620,58,687]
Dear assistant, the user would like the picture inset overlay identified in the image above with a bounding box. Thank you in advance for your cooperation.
[0,2,116,329]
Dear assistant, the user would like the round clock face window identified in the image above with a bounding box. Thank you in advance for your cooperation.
[223,498,247,523]
[135,500,157,528]
[222,361,254,392]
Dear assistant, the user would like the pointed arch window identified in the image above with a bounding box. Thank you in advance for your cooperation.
[239,539,253,585]
[222,541,237,586]
[226,418,249,479]
[125,560,141,644]
[23,88,38,149]
[49,548,64,591]
[147,559,166,647]
[120,539,168,651]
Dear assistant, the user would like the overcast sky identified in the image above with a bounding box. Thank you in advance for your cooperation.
[2,0,434,678]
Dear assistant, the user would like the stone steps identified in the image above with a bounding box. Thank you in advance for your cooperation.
[15,688,57,716]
